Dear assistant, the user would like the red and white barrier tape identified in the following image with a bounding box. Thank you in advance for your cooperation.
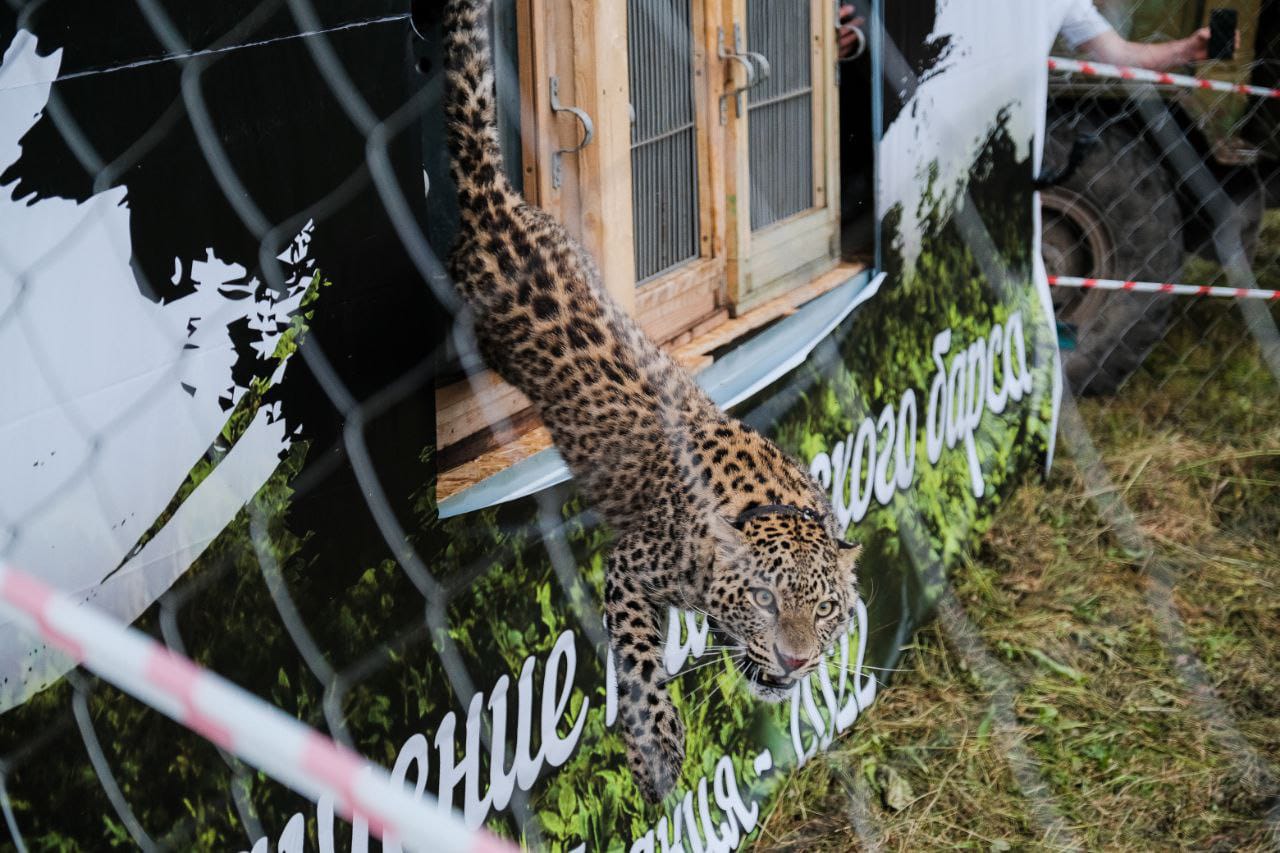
[0,562,513,853]
[1048,55,1280,100]
[1048,274,1280,300]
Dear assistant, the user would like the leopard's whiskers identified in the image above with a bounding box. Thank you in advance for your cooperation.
[685,666,746,720]
[675,670,728,714]
[676,650,744,671]
[659,650,745,684]
[674,589,716,623]
[860,664,910,674]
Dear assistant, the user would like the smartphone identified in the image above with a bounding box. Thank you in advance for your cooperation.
[1209,8,1238,61]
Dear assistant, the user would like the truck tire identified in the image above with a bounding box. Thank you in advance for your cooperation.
[1041,118,1183,395]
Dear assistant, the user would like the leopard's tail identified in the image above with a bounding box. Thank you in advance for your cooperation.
[443,0,510,208]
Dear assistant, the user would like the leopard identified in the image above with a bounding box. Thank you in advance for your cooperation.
[442,0,862,803]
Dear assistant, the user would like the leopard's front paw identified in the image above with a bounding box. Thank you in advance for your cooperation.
[624,700,686,803]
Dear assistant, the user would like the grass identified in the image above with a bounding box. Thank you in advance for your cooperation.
[750,290,1280,849]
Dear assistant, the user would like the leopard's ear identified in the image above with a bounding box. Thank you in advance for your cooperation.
[837,541,862,572]
[709,514,749,562]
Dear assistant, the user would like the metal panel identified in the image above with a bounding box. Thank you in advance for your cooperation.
[628,0,701,282]
[747,0,814,231]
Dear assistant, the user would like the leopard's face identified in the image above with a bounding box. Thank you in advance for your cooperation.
[706,513,861,702]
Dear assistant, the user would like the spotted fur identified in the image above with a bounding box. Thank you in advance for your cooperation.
[443,0,861,802]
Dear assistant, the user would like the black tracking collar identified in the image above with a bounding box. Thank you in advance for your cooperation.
[732,503,819,528]
[732,502,859,550]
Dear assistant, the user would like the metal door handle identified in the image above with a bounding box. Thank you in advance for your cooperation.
[838,23,867,62]
[743,50,771,83]
[717,26,757,85]
[549,76,594,189]
[731,24,771,88]
[718,24,757,124]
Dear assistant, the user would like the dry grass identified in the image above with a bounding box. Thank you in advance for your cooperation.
[752,300,1280,851]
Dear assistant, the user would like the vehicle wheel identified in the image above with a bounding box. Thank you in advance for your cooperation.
[1041,118,1184,395]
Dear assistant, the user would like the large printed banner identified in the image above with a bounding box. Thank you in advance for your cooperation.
[0,2,1059,849]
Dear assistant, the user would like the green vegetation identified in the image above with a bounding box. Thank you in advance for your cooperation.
[752,274,1280,850]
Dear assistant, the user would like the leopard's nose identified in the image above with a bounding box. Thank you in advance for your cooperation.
[774,646,808,674]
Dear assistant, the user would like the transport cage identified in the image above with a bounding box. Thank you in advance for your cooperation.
[0,1,1065,849]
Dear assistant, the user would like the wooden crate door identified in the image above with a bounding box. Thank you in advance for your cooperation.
[520,0,635,308]
[628,0,726,343]
[728,0,838,313]
[746,1,813,228]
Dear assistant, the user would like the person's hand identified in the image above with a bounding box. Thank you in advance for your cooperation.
[838,4,866,59]
[1187,27,1211,61]
[1184,25,1241,62]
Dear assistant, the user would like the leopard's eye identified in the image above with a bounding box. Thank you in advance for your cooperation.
[815,600,835,618]
[751,588,775,609]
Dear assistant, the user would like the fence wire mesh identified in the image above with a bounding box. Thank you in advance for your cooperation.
[1041,39,1280,841]
[784,2,1279,848]
[0,1,522,849]
[0,0,1277,851]
[1044,2,1280,407]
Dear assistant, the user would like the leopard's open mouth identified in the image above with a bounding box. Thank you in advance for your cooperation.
[707,624,798,693]
[740,658,794,690]
[752,671,792,690]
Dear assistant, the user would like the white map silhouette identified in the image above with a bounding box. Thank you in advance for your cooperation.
[0,30,312,712]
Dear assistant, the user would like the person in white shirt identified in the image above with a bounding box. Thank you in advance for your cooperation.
[838,1,1232,69]
[1058,0,1222,69]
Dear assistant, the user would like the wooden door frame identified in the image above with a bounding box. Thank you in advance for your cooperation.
[517,0,636,310]
[723,0,840,315]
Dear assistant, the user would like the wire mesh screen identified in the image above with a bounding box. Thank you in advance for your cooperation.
[628,0,700,282]
[1031,3,1280,837]
[747,0,813,231]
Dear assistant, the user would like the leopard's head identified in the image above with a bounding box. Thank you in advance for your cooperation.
[705,506,861,701]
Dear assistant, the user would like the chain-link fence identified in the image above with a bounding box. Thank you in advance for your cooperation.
[754,2,1279,848]
[1044,1,1280,406]
[755,4,1280,848]
[1,0,1278,851]
[0,1,521,849]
